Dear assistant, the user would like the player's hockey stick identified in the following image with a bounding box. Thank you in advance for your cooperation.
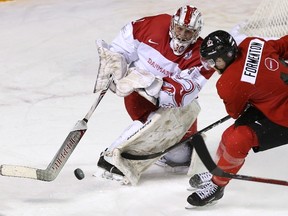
[121,115,231,160]
[0,76,113,182]
[192,133,288,186]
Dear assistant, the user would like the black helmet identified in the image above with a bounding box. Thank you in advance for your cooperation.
[200,30,238,73]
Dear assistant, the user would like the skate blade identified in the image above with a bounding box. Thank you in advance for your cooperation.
[102,171,122,181]
[185,200,218,209]
[186,186,197,191]
[93,170,130,185]
[186,184,208,191]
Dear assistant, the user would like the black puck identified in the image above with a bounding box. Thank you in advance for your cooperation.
[74,168,85,180]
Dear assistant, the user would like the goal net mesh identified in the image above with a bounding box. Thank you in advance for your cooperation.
[239,0,288,37]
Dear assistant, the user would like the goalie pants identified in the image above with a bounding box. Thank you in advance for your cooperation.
[213,107,288,186]
[124,91,197,138]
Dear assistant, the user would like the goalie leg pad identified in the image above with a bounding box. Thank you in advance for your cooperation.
[111,100,201,185]
[103,120,144,162]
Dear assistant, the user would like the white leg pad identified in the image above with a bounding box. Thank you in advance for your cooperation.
[111,100,201,185]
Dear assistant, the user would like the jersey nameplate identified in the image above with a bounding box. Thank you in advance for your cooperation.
[241,39,264,84]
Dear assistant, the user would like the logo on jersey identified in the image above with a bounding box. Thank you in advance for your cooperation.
[241,39,264,84]
[161,76,194,107]
[265,57,279,71]
[184,50,192,60]
[148,39,159,45]
[207,39,214,47]
[147,58,173,76]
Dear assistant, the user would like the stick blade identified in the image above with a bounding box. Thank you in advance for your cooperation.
[0,120,88,182]
[0,164,38,180]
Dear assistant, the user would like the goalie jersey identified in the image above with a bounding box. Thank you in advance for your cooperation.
[109,14,215,108]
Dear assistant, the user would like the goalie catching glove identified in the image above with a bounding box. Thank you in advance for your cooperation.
[94,39,128,93]
[94,39,162,104]
[116,67,163,98]
[116,67,163,105]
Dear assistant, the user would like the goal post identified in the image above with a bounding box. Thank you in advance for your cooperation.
[238,0,288,38]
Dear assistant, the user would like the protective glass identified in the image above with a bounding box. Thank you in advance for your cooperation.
[173,23,198,42]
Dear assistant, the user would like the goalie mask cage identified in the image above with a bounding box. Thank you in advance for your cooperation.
[238,0,288,38]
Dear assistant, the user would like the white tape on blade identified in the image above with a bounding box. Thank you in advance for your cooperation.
[1,165,37,179]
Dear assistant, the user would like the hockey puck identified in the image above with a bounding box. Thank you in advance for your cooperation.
[74,168,85,180]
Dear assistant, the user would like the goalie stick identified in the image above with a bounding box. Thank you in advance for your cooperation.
[192,133,288,186]
[0,76,113,182]
[121,115,231,160]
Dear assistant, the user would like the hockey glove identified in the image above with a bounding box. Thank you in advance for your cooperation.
[94,39,128,93]
[115,67,162,97]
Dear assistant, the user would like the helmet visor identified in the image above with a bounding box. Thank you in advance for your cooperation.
[200,56,215,70]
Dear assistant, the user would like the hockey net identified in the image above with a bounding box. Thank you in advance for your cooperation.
[238,0,288,38]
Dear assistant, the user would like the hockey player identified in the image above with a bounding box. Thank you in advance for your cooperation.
[93,5,215,185]
[187,30,288,206]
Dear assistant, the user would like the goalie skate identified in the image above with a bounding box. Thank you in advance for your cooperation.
[93,169,130,185]
[100,170,130,185]
[155,156,190,173]
[96,154,130,185]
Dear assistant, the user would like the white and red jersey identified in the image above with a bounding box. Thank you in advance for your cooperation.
[217,35,288,127]
[109,14,214,107]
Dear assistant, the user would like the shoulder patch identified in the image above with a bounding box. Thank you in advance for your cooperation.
[264,57,279,71]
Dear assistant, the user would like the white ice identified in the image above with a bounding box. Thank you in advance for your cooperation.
[0,0,287,215]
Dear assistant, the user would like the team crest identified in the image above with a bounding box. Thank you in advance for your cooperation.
[207,39,214,47]
[265,57,279,71]
[184,50,192,60]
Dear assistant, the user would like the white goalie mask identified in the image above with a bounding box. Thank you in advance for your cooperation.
[169,5,203,55]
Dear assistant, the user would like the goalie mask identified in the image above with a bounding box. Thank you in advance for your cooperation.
[200,30,238,74]
[169,5,203,56]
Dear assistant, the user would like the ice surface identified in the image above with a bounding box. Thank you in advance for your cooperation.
[0,0,287,215]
